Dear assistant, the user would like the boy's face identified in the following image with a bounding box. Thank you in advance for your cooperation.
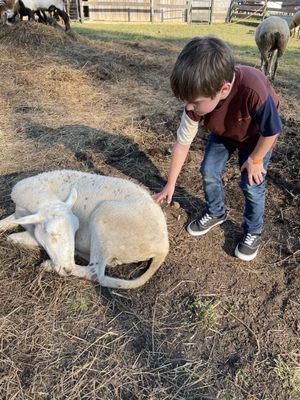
[185,95,221,116]
[185,81,233,116]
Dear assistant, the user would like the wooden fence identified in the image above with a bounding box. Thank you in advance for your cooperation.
[69,0,215,23]
[226,0,300,25]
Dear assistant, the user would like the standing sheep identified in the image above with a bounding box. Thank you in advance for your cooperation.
[0,170,169,289]
[255,16,290,80]
[290,10,300,39]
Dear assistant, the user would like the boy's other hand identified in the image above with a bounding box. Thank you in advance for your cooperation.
[241,159,266,186]
[153,184,175,205]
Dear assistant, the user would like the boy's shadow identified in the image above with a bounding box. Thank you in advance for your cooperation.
[221,220,243,257]
[0,171,42,216]
[26,123,204,217]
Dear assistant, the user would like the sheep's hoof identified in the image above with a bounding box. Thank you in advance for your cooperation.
[62,267,73,276]
[40,260,55,272]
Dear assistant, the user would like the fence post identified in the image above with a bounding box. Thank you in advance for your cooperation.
[75,0,81,23]
[161,9,164,22]
[209,0,214,24]
[186,0,192,23]
[225,0,234,23]
[262,0,268,20]
[128,8,131,21]
[150,0,154,22]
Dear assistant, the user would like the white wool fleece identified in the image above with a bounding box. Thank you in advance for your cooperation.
[21,0,65,11]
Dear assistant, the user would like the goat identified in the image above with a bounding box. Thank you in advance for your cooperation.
[0,170,169,290]
[290,10,300,39]
[255,16,290,80]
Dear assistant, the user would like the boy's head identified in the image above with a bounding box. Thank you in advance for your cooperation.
[171,36,235,116]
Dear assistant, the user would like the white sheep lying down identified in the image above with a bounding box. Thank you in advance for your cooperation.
[0,170,169,289]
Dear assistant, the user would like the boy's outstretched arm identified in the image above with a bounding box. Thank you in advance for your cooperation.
[154,142,190,204]
[241,134,279,185]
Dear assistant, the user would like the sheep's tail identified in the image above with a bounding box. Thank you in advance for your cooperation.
[99,252,167,290]
[0,214,19,232]
[258,31,286,57]
[274,32,288,58]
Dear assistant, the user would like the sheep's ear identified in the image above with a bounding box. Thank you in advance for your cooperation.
[64,187,77,209]
[14,213,44,225]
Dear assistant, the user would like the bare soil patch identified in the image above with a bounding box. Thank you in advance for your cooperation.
[0,22,299,399]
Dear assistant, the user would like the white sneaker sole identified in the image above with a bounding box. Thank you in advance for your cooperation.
[234,245,259,261]
[187,218,226,236]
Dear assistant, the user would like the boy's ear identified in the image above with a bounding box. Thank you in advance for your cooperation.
[219,82,232,99]
[220,82,232,94]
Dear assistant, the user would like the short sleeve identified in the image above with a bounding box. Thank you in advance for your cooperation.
[253,94,283,137]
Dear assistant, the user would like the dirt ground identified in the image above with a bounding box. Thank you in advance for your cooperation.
[0,21,299,399]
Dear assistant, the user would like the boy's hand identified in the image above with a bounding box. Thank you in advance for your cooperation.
[153,184,175,205]
[241,157,266,185]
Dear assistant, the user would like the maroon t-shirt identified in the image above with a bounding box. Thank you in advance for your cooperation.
[187,65,283,150]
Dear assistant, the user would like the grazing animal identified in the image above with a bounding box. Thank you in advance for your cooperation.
[0,170,169,290]
[5,0,70,30]
[255,16,290,80]
[16,0,34,20]
[290,10,300,39]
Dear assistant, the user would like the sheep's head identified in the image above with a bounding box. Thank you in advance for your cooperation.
[3,9,18,24]
[3,2,20,25]
[14,188,79,268]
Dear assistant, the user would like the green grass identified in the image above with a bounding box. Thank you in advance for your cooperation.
[73,21,257,44]
[274,355,300,396]
[72,21,300,79]
[66,291,94,314]
[187,298,219,329]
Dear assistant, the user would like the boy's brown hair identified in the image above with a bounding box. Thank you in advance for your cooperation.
[170,36,235,101]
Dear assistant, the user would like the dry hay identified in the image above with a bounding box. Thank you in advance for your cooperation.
[0,21,299,400]
[0,20,80,50]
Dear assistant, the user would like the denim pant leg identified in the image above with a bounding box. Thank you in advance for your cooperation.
[200,134,236,216]
[239,149,273,234]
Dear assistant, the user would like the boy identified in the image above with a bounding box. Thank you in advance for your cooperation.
[154,36,283,261]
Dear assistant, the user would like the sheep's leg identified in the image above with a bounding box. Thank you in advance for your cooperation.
[260,54,268,76]
[272,56,279,81]
[28,9,35,20]
[36,10,46,24]
[41,10,48,22]
[7,231,40,248]
[55,8,70,31]
[40,259,103,281]
[99,252,167,290]
[0,214,19,232]
[269,49,278,80]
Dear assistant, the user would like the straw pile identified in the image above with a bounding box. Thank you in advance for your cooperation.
[0,20,79,50]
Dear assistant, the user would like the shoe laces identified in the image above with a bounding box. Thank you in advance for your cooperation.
[244,233,257,246]
[199,213,212,225]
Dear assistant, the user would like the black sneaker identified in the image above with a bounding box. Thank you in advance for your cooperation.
[235,233,261,261]
[187,212,227,236]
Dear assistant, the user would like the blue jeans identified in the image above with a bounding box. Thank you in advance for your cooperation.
[200,133,272,234]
